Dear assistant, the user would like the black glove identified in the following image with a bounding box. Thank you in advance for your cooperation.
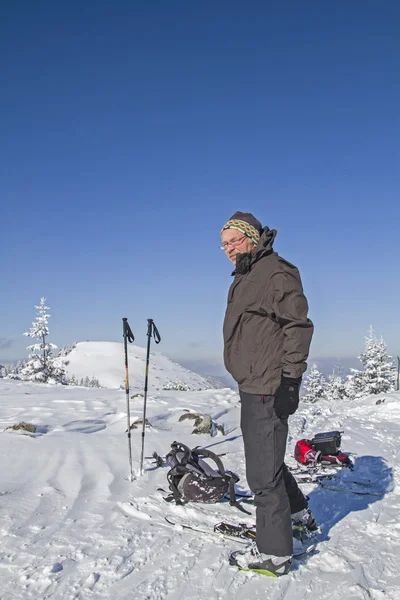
[274,376,302,418]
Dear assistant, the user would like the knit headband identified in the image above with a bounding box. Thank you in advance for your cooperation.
[221,219,261,245]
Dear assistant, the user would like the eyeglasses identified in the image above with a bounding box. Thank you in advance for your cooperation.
[219,235,248,251]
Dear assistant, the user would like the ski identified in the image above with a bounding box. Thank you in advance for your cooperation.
[317,481,383,496]
[164,516,249,545]
[214,521,256,540]
[295,473,335,484]
[164,516,319,546]
[296,474,374,487]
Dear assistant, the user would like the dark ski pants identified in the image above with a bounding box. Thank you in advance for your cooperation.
[240,391,307,556]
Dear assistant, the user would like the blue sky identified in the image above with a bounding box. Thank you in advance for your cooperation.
[1,1,399,371]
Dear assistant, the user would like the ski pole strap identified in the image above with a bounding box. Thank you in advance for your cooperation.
[123,318,135,343]
[147,319,161,344]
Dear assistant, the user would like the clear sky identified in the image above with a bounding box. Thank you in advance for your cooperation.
[1,1,399,370]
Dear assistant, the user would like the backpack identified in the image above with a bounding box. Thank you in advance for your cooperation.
[294,431,352,467]
[163,441,250,514]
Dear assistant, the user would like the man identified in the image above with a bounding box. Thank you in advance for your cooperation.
[221,211,315,577]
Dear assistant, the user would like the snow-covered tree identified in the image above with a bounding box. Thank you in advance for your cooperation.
[302,364,326,402]
[7,360,25,380]
[56,342,77,358]
[346,327,396,399]
[345,369,366,400]
[67,374,78,386]
[325,372,348,402]
[20,298,65,383]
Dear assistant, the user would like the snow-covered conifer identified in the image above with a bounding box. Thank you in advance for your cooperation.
[346,327,396,398]
[359,327,396,394]
[326,372,348,402]
[20,298,65,383]
[345,369,366,400]
[302,364,326,402]
[7,360,25,380]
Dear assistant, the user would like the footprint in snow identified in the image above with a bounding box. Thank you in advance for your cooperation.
[81,572,100,590]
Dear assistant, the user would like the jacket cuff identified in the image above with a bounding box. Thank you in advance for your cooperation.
[282,366,305,379]
[282,374,302,386]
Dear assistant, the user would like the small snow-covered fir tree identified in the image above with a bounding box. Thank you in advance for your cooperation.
[346,327,396,399]
[7,360,25,380]
[302,364,326,402]
[20,298,65,383]
[67,374,78,385]
[88,376,100,388]
[56,342,77,358]
[345,369,366,400]
[1,363,9,377]
[326,372,348,402]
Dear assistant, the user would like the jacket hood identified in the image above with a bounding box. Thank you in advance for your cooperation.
[234,227,277,275]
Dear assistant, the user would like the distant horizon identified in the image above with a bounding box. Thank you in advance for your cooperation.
[2,325,398,368]
[1,337,391,381]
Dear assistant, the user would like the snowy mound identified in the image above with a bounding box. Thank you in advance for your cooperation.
[64,341,216,391]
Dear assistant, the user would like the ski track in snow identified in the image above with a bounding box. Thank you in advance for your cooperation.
[0,378,400,599]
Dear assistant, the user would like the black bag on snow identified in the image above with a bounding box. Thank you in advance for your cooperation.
[311,431,342,456]
[164,441,250,514]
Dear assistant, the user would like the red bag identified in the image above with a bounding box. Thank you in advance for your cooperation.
[295,438,352,467]
[294,439,321,465]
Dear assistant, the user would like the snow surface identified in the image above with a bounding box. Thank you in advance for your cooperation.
[1,348,400,599]
[64,342,215,390]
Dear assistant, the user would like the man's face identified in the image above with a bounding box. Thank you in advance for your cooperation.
[221,228,256,265]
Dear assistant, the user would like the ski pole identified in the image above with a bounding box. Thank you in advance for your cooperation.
[140,318,161,476]
[122,317,135,481]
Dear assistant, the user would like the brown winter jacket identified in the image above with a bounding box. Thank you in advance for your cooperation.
[223,227,314,395]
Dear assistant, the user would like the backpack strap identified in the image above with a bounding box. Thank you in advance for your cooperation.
[228,475,251,515]
[165,442,197,503]
[170,441,192,467]
[167,465,190,504]
[192,447,226,476]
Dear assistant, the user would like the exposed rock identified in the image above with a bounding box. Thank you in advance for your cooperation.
[6,421,36,433]
[178,411,225,436]
[126,418,151,432]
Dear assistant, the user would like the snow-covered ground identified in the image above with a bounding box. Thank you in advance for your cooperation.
[1,350,400,599]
